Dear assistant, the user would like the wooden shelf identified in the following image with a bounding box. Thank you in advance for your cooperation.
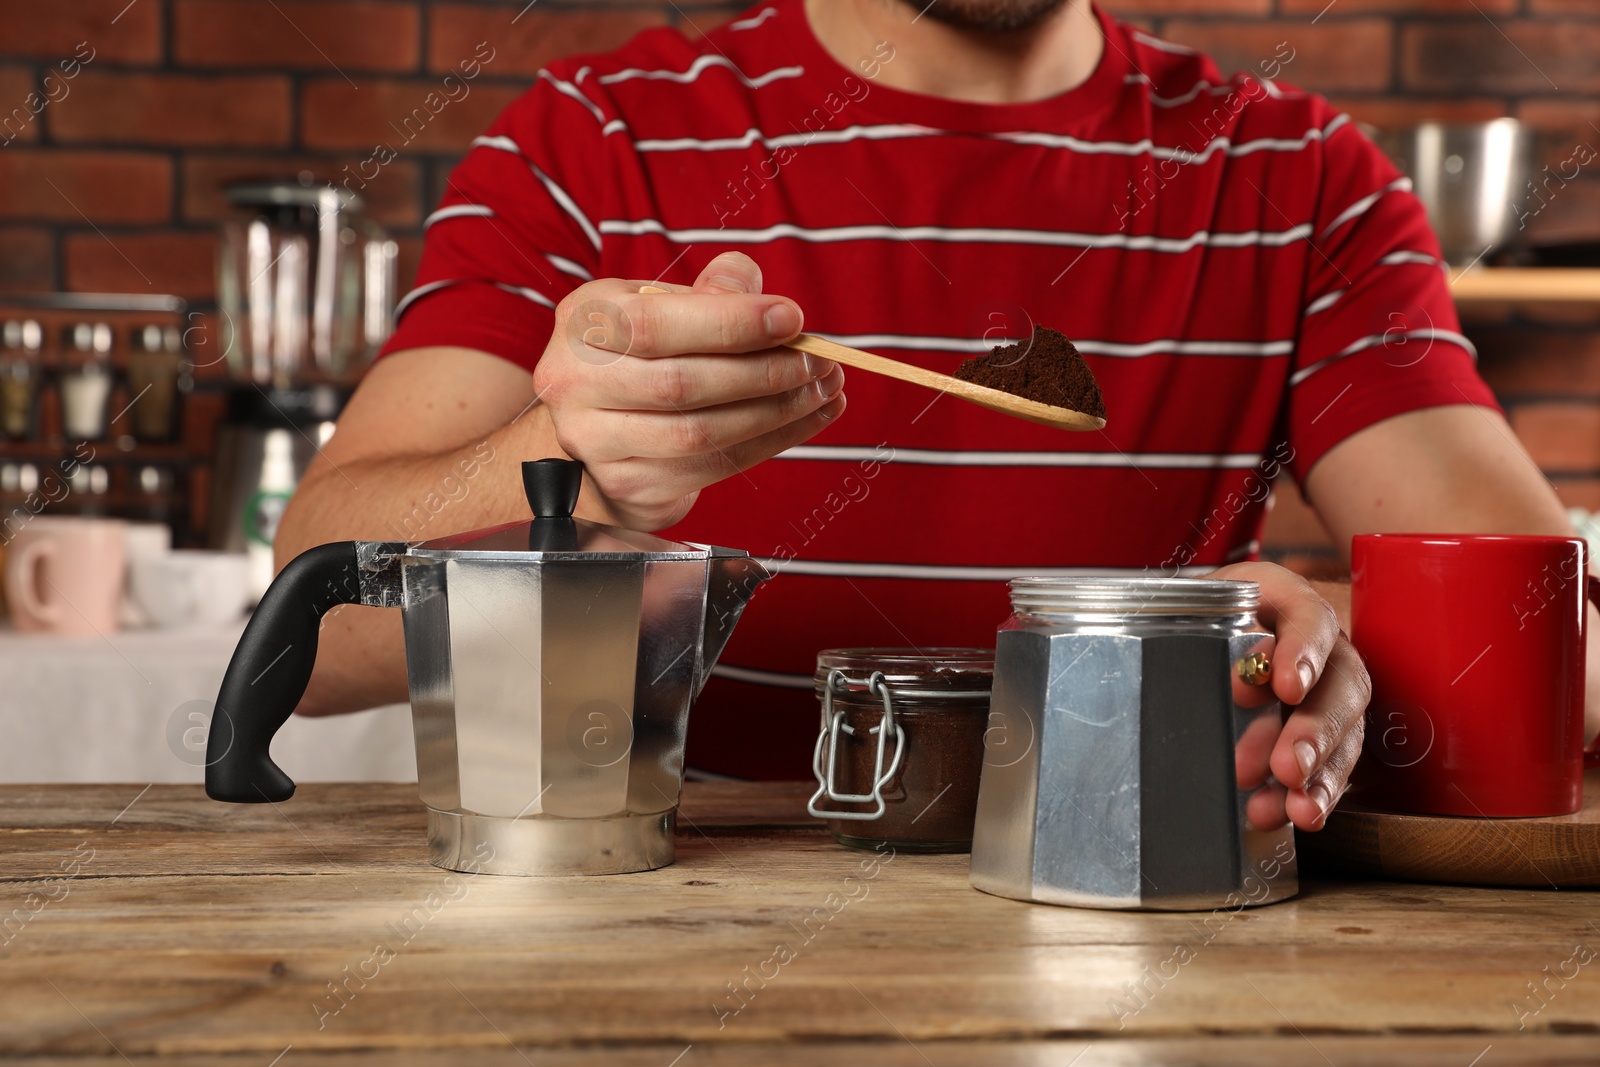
[1448,267,1600,304]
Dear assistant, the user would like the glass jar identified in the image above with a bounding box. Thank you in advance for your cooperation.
[807,648,993,853]
[60,322,114,441]
[971,577,1293,910]
[127,325,187,442]
[0,319,43,440]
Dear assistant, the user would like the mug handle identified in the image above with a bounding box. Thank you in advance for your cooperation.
[7,538,63,629]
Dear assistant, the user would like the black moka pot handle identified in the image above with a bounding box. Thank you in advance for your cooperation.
[205,541,365,803]
[524,458,583,552]
[522,458,581,518]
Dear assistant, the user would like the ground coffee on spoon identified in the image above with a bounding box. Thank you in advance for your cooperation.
[955,325,1105,419]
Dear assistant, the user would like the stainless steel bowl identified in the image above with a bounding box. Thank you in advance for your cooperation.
[1374,119,1534,267]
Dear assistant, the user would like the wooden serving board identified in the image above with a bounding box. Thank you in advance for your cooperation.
[1299,769,1600,888]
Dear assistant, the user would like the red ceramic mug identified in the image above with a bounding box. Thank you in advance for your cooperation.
[1350,533,1597,818]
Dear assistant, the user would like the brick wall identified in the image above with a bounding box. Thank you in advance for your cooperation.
[2,0,1597,567]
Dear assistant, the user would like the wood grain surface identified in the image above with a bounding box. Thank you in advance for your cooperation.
[2,782,1598,1065]
[1302,770,1600,888]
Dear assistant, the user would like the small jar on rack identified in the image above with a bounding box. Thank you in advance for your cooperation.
[60,322,115,441]
[126,324,187,442]
[0,319,44,441]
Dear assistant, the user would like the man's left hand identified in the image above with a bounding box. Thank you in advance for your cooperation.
[1209,561,1371,832]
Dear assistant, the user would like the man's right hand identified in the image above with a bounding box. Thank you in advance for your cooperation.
[533,251,846,531]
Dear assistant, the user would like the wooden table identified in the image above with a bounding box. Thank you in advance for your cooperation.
[3,782,1598,1065]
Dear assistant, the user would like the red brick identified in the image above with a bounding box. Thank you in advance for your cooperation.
[1509,402,1600,474]
[1516,99,1600,175]
[428,6,668,77]
[1402,22,1600,95]
[1284,0,1514,10]
[1518,99,1600,138]
[1475,328,1600,397]
[0,150,170,224]
[181,154,423,229]
[50,72,291,148]
[0,68,42,145]
[1261,479,1335,549]
[1163,20,1393,93]
[1105,0,1268,12]
[63,231,218,301]
[1528,0,1600,12]
[173,0,420,73]
[0,2,161,64]
[1326,97,1509,134]
[1520,179,1600,246]
[1551,478,1600,512]
[300,78,522,151]
[0,229,55,292]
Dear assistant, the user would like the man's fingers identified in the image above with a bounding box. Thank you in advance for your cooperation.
[567,347,832,412]
[1214,562,1341,707]
[579,289,802,357]
[1271,637,1370,828]
[578,392,847,511]
[594,366,845,458]
[692,251,764,295]
[1282,704,1366,830]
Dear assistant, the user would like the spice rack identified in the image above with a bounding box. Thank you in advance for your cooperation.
[0,294,230,545]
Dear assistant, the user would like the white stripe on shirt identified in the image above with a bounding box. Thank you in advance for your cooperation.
[531,164,602,252]
[729,6,777,29]
[472,134,522,155]
[1290,328,1479,386]
[711,663,814,689]
[632,120,1346,161]
[1380,250,1447,270]
[424,204,495,228]
[1133,31,1196,55]
[598,55,803,89]
[1319,176,1413,242]
[777,444,1267,469]
[808,331,1293,358]
[1304,289,1345,317]
[493,282,557,310]
[544,253,593,281]
[598,217,1313,251]
[538,69,606,125]
[753,558,1220,581]
[395,278,558,319]
[634,123,942,153]
[1125,73,1239,108]
[395,279,458,318]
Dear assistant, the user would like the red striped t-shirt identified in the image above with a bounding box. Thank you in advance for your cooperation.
[382,0,1497,778]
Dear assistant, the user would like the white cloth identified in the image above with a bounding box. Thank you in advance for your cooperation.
[0,620,416,783]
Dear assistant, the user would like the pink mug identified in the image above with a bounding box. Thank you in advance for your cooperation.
[4,517,127,636]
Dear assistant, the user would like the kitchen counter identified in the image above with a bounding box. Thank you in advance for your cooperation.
[3,781,1598,1065]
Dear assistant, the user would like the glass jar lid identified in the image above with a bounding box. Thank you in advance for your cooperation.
[814,648,993,704]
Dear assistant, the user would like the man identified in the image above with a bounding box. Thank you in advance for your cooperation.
[275,0,1591,833]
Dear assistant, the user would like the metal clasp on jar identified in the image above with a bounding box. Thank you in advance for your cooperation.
[807,669,906,821]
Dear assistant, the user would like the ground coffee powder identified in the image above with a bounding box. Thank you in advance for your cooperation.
[954,325,1106,418]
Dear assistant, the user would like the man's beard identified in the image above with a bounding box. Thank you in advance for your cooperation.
[896,0,1071,33]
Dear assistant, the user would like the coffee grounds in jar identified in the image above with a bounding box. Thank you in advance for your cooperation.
[954,325,1106,418]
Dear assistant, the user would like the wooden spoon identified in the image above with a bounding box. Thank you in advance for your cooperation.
[784,333,1104,432]
[637,286,1105,432]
